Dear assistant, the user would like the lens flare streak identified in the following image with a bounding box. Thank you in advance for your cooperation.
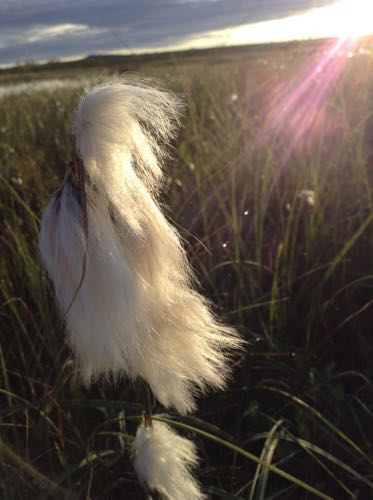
[258,37,359,156]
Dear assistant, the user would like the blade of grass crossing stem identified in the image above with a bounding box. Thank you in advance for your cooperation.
[258,385,373,468]
[319,212,373,290]
[249,419,283,500]
[153,416,333,500]
[258,425,283,500]
[265,430,354,497]
[293,436,373,488]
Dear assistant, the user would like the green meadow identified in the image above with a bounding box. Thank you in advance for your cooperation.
[0,40,372,498]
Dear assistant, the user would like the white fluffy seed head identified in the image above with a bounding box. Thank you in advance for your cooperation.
[39,76,242,413]
[133,421,206,500]
[75,76,183,194]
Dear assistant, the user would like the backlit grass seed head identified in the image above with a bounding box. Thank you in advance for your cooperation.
[133,420,206,500]
[299,189,316,207]
[39,77,242,413]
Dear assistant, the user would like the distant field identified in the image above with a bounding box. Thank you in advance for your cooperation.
[0,40,372,499]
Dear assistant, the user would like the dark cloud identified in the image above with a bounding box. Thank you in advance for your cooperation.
[0,0,334,65]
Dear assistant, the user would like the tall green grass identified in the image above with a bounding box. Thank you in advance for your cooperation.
[0,46,372,498]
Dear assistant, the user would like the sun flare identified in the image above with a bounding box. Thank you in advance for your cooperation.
[225,0,373,47]
[253,0,373,164]
[334,0,373,38]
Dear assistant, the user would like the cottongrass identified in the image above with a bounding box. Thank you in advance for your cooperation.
[133,420,206,500]
[39,77,242,414]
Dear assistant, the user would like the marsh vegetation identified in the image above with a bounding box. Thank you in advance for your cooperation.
[0,40,372,498]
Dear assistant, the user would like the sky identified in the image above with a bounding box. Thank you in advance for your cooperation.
[0,0,372,66]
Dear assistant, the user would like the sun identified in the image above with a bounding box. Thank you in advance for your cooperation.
[224,0,373,47]
[333,0,373,38]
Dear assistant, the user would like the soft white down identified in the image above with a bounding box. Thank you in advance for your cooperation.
[39,77,241,413]
[133,420,206,500]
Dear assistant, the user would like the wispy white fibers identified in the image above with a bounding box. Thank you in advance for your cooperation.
[39,77,242,413]
[133,420,206,500]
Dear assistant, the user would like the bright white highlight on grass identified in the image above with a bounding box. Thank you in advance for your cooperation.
[0,78,91,98]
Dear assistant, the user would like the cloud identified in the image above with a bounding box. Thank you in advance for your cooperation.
[0,23,102,48]
[0,0,335,65]
[23,24,93,44]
